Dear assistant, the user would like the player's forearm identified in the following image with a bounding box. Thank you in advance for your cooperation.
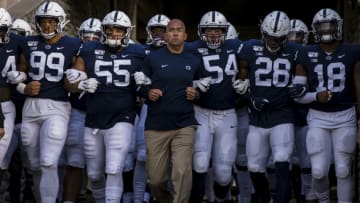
[294,92,317,104]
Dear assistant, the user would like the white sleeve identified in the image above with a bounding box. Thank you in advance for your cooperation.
[294,92,317,104]
[292,75,307,85]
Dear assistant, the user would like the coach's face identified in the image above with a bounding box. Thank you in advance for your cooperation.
[165,20,187,46]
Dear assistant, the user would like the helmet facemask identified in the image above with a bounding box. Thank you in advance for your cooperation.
[313,20,339,43]
[287,31,306,44]
[102,25,131,48]
[262,31,287,53]
[146,26,167,47]
[80,30,101,42]
[200,27,227,49]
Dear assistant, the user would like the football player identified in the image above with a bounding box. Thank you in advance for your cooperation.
[66,10,146,202]
[7,2,82,202]
[287,18,317,203]
[0,8,16,174]
[62,17,102,203]
[2,17,34,203]
[187,11,243,203]
[292,8,360,203]
[237,11,299,203]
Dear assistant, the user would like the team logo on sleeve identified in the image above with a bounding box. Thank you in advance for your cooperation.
[252,45,263,52]
[27,41,38,47]
[185,65,192,71]
[94,49,105,55]
[197,48,208,55]
[308,52,319,63]
[307,52,319,58]
[337,54,346,59]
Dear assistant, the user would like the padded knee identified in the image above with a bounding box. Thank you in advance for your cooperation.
[273,150,291,163]
[311,167,327,179]
[214,164,232,185]
[87,170,104,182]
[335,164,350,178]
[193,152,210,173]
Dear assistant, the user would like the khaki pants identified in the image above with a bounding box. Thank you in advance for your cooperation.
[145,126,196,203]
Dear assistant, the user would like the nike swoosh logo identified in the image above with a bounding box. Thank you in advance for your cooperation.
[227,50,233,53]
[338,54,345,59]
[122,55,128,58]
[6,50,13,53]
[161,65,168,68]
[57,47,64,50]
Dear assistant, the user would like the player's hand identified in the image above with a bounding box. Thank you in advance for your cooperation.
[78,78,99,93]
[251,97,269,111]
[316,90,332,103]
[148,89,163,102]
[65,69,87,84]
[186,87,198,101]
[288,84,307,98]
[24,81,41,96]
[134,72,151,85]
[6,71,27,84]
[193,77,211,93]
[233,79,249,95]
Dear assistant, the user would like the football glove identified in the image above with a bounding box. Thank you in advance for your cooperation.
[193,77,211,93]
[288,84,307,98]
[134,71,151,85]
[251,97,269,111]
[78,78,99,93]
[233,79,249,95]
[65,69,87,84]
[6,71,27,84]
